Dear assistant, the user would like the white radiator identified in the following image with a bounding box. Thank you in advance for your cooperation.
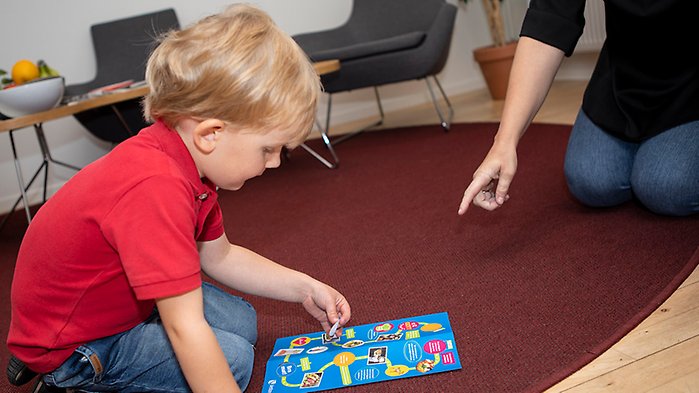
[577,1,606,52]
[502,0,606,52]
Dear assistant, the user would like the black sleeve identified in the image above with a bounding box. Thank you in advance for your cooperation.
[519,0,587,56]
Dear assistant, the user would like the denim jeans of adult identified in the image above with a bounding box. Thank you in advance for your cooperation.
[44,282,258,392]
[564,110,699,216]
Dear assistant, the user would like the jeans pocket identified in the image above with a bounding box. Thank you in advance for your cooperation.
[48,345,104,388]
[75,346,105,383]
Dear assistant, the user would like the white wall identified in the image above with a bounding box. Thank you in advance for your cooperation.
[0,0,595,214]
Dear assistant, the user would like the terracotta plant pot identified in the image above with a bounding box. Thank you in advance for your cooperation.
[473,40,517,100]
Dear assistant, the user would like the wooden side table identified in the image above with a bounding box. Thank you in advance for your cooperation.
[0,60,341,227]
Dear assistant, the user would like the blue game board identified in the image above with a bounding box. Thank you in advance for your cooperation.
[261,312,461,392]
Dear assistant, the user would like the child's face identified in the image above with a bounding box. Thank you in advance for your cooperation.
[202,126,293,191]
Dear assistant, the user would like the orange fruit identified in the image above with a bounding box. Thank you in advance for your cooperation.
[11,59,40,85]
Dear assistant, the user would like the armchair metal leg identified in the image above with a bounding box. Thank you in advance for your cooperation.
[425,75,453,131]
[298,78,449,169]
[331,87,385,145]
[299,121,339,169]
[299,94,340,169]
[299,87,386,169]
[109,104,136,137]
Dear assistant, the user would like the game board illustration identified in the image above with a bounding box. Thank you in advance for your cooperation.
[261,312,461,392]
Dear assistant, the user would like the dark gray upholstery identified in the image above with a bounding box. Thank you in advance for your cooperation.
[291,0,456,168]
[305,31,426,63]
[64,9,180,143]
[293,0,457,93]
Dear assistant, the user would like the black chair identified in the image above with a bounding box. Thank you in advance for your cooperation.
[64,9,180,143]
[293,0,457,168]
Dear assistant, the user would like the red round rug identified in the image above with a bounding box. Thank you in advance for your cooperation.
[222,123,699,392]
[1,123,697,392]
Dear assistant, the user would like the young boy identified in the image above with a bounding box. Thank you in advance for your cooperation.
[7,4,351,392]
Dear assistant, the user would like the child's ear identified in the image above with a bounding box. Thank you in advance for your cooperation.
[192,119,225,153]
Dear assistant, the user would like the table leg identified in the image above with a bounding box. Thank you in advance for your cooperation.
[34,124,82,172]
[0,160,48,230]
[8,130,33,224]
[0,124,82,231]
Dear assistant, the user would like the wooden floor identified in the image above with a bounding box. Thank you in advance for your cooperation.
[327,80,699,392]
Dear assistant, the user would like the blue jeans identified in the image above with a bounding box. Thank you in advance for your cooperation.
[564,110,699,216]
[44,282,257,392]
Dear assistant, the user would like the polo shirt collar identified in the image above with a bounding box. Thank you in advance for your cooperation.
[144,120,216,199]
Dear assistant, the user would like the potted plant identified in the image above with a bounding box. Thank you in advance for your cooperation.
[462,0,518,100]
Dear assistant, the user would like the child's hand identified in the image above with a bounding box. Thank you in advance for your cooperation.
[301,282,351,336]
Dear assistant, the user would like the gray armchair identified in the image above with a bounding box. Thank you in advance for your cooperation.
[293,0,457,168]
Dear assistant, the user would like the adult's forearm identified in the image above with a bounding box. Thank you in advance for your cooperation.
[495,36,565,147]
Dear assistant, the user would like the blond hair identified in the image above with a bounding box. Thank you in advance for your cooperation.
[143,3,319,146]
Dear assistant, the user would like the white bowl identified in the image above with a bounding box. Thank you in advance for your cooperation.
[0,76,65,118]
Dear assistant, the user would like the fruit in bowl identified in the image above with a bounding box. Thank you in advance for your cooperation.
[0,59,64,118]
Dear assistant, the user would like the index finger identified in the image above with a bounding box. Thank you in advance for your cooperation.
[458,173,493,215]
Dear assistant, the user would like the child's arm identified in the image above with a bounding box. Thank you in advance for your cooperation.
[155,287,242,393]
[199,234,351,332]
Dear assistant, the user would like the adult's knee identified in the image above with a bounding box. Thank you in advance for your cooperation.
[563,113,635,208]
[631,123,699,216]
[632,170,697,216]
[564,159,633,208]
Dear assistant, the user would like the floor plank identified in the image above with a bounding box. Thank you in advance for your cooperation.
[615,283,699,360]
[633,280,699,331]
[560,335,699,393]
[679,264,699,289]
[647,368,699,393]
[547,348,635,391]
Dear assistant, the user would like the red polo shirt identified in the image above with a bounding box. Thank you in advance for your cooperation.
[7,120,224,373]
